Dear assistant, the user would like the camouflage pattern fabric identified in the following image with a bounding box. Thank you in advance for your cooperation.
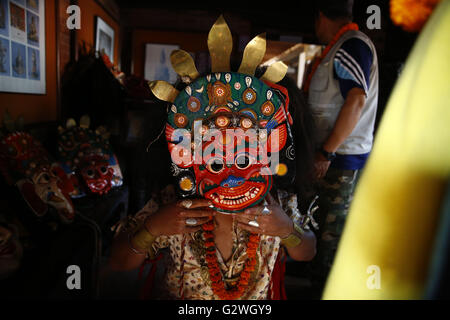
[310,167,362,297]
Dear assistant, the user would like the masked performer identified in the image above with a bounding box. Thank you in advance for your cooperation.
[109,16,317,300]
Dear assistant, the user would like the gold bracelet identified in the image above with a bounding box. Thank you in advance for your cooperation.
[129,221,157,253]
[280,223,304,248]
[293,223,305,235]
[128,233,146,255]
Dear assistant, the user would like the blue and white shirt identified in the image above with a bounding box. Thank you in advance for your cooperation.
[332,38,373,170]
[308,30,379,170]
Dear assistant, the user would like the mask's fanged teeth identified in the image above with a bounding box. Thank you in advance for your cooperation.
[251,172,261,178]
[245,191,250,197]
[219,194,224,199]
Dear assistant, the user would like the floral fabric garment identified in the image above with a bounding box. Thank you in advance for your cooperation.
[149,224,280,300]
[114,186,301,300]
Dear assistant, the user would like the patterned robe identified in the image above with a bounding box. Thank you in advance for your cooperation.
[115,185,302,300]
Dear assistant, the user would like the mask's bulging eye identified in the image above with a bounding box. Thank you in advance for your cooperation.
[99,166,108,175]
[235,154,252,170]
[206,158,224,174]
[85,168,95,178]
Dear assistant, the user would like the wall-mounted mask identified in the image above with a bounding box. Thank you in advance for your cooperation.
[0,216,23,280]
[56,116,123,197]
[149,16,296,214]
[0,132,76,223]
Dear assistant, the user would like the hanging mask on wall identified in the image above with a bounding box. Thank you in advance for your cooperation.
[0,131,76,223]
[149,16,296,214]
[0,215,23,280]
[56,116,123,197]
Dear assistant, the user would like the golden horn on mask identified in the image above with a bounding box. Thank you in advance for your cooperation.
[208,15,233,73]
[148,81,180,103]
[260,61,288,83]
[170,50,200,82]
[238,33,267,76]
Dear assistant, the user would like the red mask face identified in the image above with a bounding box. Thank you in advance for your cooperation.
[56,122,124,197]
[166,72,294,214]
[193,128,273,212]
[79,155,114,195]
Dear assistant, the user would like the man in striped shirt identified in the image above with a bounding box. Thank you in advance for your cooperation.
[306,0,379,298]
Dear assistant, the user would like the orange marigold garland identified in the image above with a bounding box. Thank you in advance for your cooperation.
[202,217,260,300]
[303,23,359,93]
[390,0,441,32]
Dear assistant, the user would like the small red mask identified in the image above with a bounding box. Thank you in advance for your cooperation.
[79,155,114,195]
[56,118,123,197]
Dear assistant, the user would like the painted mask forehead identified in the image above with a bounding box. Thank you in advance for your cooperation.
[168,72,283,131]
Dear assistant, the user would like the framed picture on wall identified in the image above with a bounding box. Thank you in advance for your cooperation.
[95,16,114,62]
[144,43,179,83]
[0,0,46,94]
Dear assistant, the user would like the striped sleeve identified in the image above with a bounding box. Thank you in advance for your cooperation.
[333,38,373,98]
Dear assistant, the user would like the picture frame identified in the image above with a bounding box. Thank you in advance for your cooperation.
[0,0,46,94]
[95,16,114,62]
[144,43,179,83]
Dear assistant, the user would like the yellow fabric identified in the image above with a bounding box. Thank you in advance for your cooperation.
[323,0,450,300]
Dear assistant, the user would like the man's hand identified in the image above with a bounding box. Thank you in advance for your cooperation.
[315,87,366,180]
[314,151,331,179]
